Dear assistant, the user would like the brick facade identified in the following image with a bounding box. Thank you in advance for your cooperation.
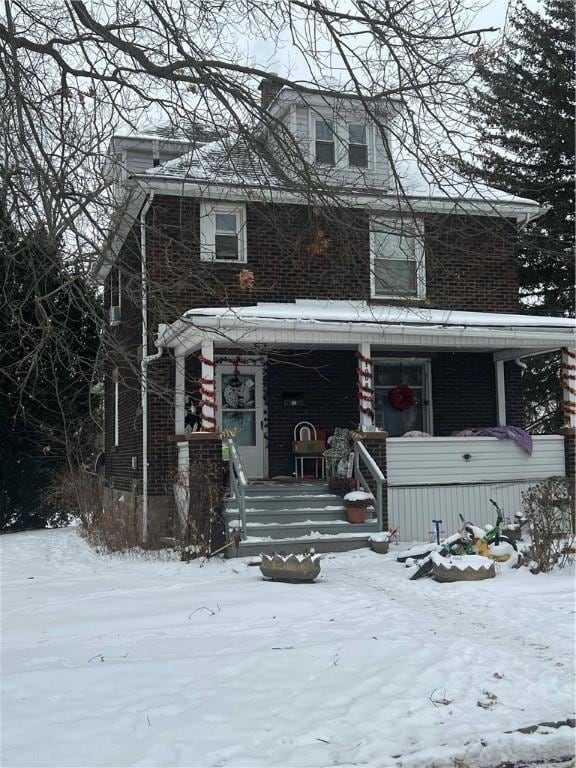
[266,350,358,477]
[560,428,575,482]
[431,352,525,435]
[142,196,520,322]
[103,193,526,508]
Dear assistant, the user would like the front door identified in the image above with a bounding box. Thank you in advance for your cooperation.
[216,364,265,479]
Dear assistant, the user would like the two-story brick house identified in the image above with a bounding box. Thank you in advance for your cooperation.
[96,78,575,554]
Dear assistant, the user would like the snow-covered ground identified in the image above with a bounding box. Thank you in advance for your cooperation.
[2,529,574,768]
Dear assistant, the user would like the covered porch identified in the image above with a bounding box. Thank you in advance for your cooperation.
[158,301,574,550]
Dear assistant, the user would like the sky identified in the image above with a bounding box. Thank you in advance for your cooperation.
[243,0,543,83]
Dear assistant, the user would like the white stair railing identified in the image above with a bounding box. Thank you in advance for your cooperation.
[353,440,385,531]
[225,437,248,539]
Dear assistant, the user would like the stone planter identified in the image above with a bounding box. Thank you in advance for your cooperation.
[370,540,389,555]
[259,554,321,582]
[432,556,496,583]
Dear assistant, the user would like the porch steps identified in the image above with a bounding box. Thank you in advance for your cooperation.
[224,482,379,557]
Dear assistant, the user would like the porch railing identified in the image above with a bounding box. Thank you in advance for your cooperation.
[225,437,248,539]
[353,440,385,531]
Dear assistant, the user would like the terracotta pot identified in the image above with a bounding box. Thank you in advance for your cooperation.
[346,506,366,524]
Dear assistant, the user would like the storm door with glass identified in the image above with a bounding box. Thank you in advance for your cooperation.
[373,360,431,436]
[216,364,265,479]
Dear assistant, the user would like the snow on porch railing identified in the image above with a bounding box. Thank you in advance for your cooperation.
[353,440,385,531]
[225,437,247,539]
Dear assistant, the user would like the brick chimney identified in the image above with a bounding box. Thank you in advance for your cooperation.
[258,74,283,111]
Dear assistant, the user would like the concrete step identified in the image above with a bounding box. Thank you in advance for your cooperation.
[243,483,330,497]
[227,533,374,558]
[228,520,378,540]
[225,507,376,525]
[225,494,343,513]
[226,508,347,524]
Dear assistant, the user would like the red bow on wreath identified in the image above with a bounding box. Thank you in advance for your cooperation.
[389,385,414,412]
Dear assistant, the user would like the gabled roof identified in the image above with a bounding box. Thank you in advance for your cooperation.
[144,133,287,188]
[113,119,227,145]
[140,128,540,212]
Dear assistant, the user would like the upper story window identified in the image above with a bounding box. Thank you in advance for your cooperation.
[348,123,368,168]
[314,118,335,165]
[371,217,425,299]
[200,202,247,263]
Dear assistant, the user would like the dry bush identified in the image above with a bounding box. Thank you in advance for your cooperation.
[175,463,225,560]
[522,476,575,573]
[45,467,102,528]
[46,468,142,552]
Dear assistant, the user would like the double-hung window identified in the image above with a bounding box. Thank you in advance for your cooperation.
[314,118,335,165]
[371,217,425,298]
[348,123,368,168]
[200,202,247,263]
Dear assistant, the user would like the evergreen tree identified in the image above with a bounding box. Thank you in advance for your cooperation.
[0,205,100,531]
[464,0,575,431]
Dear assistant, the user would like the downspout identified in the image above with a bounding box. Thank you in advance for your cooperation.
[140,191,163,544]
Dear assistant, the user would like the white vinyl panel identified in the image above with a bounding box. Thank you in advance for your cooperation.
[389,480,542,542]
[386,436,565,485]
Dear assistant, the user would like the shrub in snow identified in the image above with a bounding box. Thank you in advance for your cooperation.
[522,476,575,573]
[343,490,374,508]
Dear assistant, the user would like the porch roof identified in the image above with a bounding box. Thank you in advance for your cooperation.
[158,300,575,358]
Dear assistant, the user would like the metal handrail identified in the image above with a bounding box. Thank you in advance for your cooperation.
[353,440,385,530]
[225,437,248,539]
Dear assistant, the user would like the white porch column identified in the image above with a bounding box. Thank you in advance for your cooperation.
[495,359,507,426]
[561,347,576,428]
[357,342,374,431]
[200,340,217,431]
[174,353,190,533]
[175,354,186,434]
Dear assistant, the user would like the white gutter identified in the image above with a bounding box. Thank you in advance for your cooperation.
[131,178,543,222]
[140,191,163,544]
[158,312,575,351]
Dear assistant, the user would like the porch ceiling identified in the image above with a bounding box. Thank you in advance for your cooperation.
[158,301,575,358]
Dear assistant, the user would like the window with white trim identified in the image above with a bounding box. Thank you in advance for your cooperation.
[314,118,335,165]
[200,202,247,263]
[371,217,425,298]
[373,360,431,436]
[348,123,368,168]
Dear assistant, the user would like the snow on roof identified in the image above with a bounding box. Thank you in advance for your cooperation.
[392,153,537,208]
[183,300,575,331]
[142,127,538,209]
[144,133,286,187]
[115,119,227,145]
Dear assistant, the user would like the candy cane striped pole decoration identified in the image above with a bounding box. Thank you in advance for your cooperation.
[560,347,576,428]
[199,341,217,432]
[357,344,374,430]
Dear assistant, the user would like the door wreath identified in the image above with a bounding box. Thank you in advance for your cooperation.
[389,385,414,411]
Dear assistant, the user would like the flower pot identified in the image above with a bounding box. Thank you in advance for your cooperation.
[370,540,389,554]
[346,506,366,524]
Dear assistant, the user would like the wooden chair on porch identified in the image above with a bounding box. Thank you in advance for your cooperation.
[293,422,325,479]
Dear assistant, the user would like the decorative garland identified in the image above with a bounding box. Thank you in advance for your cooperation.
[560,348,576,424]
[389,385,415,412]
[198,351,217,431]
[356,351,374,421]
